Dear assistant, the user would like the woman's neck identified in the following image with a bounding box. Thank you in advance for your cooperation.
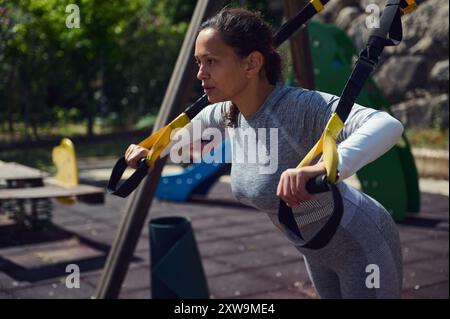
[232,80,275,117]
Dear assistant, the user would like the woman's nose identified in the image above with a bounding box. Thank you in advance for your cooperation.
[197,65,209,81]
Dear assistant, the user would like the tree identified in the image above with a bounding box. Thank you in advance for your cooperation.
[0,0,196,139]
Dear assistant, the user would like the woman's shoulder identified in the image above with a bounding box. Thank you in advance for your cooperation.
[204,101,232,114]
[277,85,336,111]
[192,100,231,128]
[196,101,231,120]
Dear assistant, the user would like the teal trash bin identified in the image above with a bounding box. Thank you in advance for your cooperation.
[149,216,209,299]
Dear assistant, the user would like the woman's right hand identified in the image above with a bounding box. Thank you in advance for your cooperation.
[125,144,149,169]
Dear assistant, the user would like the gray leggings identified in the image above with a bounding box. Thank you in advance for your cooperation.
[272,187,403,299]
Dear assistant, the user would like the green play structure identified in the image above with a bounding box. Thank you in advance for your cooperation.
[306,20,420,221]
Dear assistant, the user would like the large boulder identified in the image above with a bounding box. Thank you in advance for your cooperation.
[391,93,449,130]
[429,60,450,91]
[387,0,449,58]
[336,6,361,30]
[373,55,428,104]
[318,0,362,23]
[313,0,448,131]
[347,14,371,51]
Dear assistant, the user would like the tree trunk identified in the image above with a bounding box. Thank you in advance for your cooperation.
[30,113,39,141]
[22,91,31,142]
[87,111,94,137]
[7,113,14,136]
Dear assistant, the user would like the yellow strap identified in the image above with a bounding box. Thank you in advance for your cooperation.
[138,126,166,149]
[169,113,191,129]
[322,114,343,183]
[297,113,344,183]
[401,0,417,14]
[297,137,324,169]
[140,113,191,166]
[138,113,190,149]
[310,0,325,13]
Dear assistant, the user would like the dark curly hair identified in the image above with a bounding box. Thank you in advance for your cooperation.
[199,8,283,127]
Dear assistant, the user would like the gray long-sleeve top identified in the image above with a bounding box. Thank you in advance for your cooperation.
[163,84,404,225]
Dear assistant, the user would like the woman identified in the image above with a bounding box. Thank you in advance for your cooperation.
[125,8,404,299]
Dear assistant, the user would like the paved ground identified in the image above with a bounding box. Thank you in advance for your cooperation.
[0,162,448,299]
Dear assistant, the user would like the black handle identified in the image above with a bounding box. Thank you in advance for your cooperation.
[107,158,149,198]
[305,174,330,194]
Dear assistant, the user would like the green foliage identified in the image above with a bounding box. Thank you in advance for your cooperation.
[229,0,283,27]
[0,0,280,141]
[406,128,449,150]
[0,0,195,138]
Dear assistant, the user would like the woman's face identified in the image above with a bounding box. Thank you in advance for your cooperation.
[195,28,250,103]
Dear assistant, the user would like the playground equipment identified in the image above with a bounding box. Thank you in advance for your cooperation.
[155,139,231,202]
[0,138,104,229]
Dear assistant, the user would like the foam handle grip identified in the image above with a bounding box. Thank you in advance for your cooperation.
[305,174,330,194]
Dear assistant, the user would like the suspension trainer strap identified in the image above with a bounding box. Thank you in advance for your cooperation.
[278,0,417,250]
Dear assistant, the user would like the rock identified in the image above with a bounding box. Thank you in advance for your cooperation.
[336,6,361,30]
[360,0,386,10]
[347,15,371,51]
[390,0,449,57]
[410,37,435,56]
[318,0,448,131]
[391,94,449,129]
[374,56,428,104]
[429,60,449,91]
[320,0,362,23]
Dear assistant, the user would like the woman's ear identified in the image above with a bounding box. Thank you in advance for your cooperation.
[245,51,264,78]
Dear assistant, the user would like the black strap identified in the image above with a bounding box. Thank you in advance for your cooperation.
[185,94,210,119]
[278,0,413,250]
[107,93,210,197]
[107,158,149,198]
[273,0,330,47]
[335,0,407,123]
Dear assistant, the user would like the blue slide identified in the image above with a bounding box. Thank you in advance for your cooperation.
[155,140,231,202]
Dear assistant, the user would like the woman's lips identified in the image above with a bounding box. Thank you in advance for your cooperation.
[203,87,215,94]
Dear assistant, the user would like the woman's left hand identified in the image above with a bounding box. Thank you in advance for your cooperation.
[276,162,327,208]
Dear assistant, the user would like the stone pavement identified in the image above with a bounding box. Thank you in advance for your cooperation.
[0,164,448,299]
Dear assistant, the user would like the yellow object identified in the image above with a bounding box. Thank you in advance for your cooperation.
[139,113,191,167]
[52,138,79,204]
[297,113,344,183]
[310,0,325,13]
[401,0,417,14]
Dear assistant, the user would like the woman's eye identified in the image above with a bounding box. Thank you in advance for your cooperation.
[194,58,215,67]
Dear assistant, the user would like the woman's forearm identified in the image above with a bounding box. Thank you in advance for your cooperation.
[336,112,404,181]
